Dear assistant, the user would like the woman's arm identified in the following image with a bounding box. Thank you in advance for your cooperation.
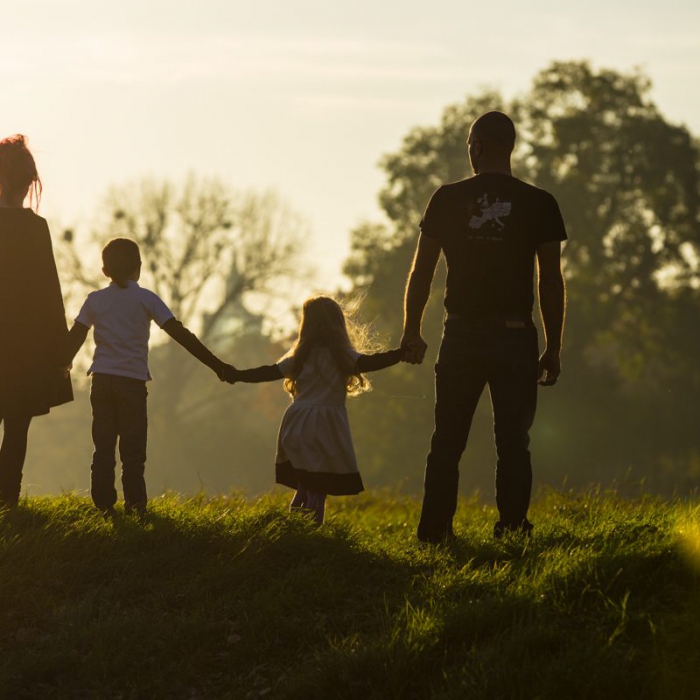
[62,322,89,366]
[38,220,71,358]
[356,348,404,373]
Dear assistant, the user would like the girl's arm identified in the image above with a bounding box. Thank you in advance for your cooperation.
[228,365,284,383]
[356,348,405,373]
[162,318,227,377]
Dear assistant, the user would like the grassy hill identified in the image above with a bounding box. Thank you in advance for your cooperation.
[1,490,699,699]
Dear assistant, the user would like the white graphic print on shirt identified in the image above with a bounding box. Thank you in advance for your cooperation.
[469,194,512,231]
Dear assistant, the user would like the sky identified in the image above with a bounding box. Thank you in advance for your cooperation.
[1,0,698,294]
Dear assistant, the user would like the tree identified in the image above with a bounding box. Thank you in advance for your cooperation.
[517,63,700,377]
[51,175,309,494]
[343,61,700,494]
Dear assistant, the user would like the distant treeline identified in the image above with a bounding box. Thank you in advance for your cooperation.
[23,60,700,497]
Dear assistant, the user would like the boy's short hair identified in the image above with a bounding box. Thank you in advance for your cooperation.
[102,238,141,288]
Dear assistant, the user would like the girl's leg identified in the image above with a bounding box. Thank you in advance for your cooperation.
[0,414,33,507]
[290,487,308,510]
[307,491,327,525]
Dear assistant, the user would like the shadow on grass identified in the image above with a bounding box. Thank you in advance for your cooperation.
[0,495,698,700]
[0,497,421,699]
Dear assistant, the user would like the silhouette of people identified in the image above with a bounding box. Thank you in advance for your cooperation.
[223,295,405,524]
[62,238,231,517]
[0,135,74,507]
[401,111,567,543]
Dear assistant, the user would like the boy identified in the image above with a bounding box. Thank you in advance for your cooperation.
[64,238,231,516]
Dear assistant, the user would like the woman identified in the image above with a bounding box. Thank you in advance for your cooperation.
[0,134,73,506]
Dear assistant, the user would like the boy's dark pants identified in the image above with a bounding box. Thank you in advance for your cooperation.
[417,318,539,542]
[90,373,148,512]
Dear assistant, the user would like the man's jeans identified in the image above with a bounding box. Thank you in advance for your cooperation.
[417,317,539,541]
[90,373,148,512]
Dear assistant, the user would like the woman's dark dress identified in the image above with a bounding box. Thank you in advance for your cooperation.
[0,209,73,417]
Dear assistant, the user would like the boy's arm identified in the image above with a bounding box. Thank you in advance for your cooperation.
[356,348,405,373]
[62,322,89,366]
[161,318,227,377]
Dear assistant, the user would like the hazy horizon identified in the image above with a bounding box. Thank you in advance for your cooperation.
[2,0,699,294]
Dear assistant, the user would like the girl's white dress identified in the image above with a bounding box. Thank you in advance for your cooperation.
[274,347,364,495]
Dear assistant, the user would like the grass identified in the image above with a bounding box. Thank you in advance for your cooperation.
[1,489,699,699]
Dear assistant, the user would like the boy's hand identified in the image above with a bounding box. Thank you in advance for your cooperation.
[216,363,235,383]
[61,363,73,379]
[220,364,239,384]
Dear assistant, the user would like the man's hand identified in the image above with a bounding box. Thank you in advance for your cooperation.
[400,332,428,365]
[61,363,73,379]
[538,350,561,386]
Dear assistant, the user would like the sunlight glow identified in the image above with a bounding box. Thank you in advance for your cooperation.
[677,513,700,572]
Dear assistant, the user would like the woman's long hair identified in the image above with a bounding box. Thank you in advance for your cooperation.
[0,135,42,211]
[283,295,376,397]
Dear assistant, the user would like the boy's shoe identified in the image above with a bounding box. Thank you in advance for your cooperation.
[494,519,533,539]
[100,506,117,520]
[125,504,147,520]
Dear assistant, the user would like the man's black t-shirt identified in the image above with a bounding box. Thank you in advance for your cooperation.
[420,173,567,317]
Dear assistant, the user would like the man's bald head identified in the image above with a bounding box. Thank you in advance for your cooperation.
[467,111,516,173]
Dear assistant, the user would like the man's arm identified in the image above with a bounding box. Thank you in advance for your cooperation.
[536,241,566,386]
[400,234,441,364]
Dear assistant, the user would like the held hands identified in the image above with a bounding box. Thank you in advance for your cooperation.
[400,332,428,365]
[218,364,239,385]
[538,349,561,386]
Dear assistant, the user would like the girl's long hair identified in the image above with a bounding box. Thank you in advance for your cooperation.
[0,135,42,211]
[283,295,376,397]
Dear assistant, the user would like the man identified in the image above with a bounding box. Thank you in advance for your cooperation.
[400,111,566,543]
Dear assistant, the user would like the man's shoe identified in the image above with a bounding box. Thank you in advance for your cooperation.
[494,519,533,539]
[417,529,457,546]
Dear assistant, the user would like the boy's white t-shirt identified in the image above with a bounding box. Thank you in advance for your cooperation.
[76,280,174,381]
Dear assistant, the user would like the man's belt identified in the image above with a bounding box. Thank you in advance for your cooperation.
[445,313,534,329]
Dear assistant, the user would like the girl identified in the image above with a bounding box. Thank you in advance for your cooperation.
[0,135,73,507]
[224,295,404,524]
